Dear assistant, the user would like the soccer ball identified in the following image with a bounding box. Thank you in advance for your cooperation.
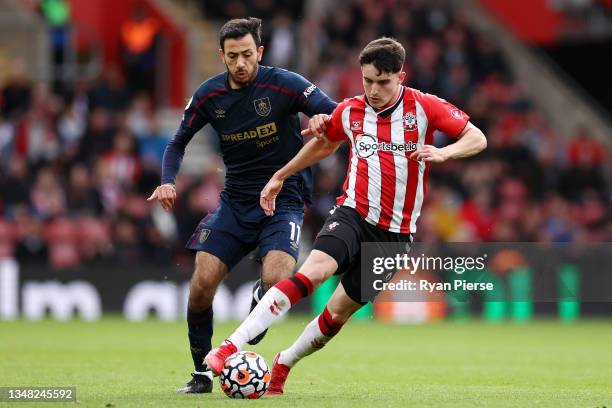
[219,351,270,399]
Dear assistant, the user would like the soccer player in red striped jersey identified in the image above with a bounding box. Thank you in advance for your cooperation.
[205,37,487,393]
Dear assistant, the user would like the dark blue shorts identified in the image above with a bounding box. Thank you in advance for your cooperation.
[186,193,304,270]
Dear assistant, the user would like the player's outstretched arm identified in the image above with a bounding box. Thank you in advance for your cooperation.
[260,136,343,216]
[410,122,486,163]
[147,183,177,211]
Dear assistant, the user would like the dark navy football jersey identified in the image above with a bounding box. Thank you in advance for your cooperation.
[162,65,337,204]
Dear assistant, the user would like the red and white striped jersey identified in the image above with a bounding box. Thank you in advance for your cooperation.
[325,86,469,234]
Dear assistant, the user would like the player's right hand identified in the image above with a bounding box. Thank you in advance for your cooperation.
[147,183,176,211]
[301,114,331,140]
[260,175,284,216]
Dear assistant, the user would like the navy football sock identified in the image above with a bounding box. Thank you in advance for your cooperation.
[187,307,214,372]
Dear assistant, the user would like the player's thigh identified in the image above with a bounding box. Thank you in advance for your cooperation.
[192,251,229,290]
[339,241,405,305]
[325,282,364,325]
[188,251,229,309]
[295,249,338,289]
[189,229,253,295]
[315,206,362,272]
[190,226,257,286]
[307,207,363,288]
[338,255,371,306]
[261,250,296,289]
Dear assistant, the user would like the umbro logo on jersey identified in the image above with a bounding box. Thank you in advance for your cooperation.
[254,97,271,117]
[403,112,418,131]
[215,109,225,118]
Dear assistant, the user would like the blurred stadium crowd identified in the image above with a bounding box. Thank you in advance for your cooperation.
[0,0,609,271]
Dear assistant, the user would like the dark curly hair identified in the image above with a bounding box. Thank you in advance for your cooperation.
[219,17,262,50]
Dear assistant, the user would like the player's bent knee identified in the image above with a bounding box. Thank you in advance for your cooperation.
[325,284,363,324]
[189,252,228,308]
[262,250,296,288]
[326,307,352,325]
[188,283,212,310]
[188,273,216,306]
[193,268,220,288]
[302,270,327,289]
[194,252,228,283]
[190,272,214,294]
[298,250,338,288]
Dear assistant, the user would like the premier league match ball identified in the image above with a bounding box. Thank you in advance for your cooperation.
[219,351,270,399]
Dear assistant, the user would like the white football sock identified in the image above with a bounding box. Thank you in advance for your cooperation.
[228,287,292,349]
[277,316,333,368]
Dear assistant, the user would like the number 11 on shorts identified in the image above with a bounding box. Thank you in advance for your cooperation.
[289,221,301,243]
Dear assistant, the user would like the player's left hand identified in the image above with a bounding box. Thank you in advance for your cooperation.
[410,145,448,163]
[260,175,284,216]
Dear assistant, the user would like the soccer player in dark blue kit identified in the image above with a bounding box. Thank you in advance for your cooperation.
[147,17,336,393]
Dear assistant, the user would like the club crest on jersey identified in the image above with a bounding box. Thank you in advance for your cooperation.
[254,97,271,117]
[199,229,211,244]
[403,112,418,131]
[351,120,361,131]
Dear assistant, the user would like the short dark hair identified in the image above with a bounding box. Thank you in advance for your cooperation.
[359,37,406,74]
[219,17,262,50]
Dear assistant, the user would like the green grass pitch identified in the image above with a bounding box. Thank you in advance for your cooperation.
[1,317,611,407]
